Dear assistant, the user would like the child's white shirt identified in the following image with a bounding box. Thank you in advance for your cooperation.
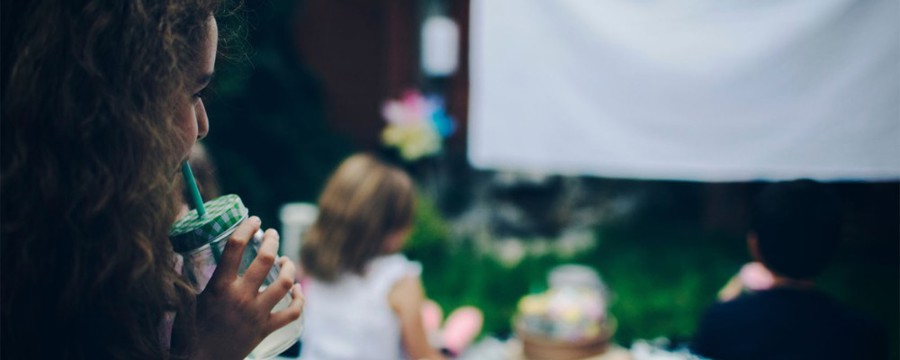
[301,254,422,360]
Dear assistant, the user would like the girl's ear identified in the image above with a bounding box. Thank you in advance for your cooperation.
[383,226,413,253]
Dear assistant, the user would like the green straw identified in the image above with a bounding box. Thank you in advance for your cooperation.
[181,161,206,217]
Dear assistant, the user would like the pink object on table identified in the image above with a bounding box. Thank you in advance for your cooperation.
[421,301,484,356]
[739,262,775,291]
[442,306,484,355]
[421,300,444,334]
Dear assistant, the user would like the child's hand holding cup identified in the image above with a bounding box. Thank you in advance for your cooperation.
[170,194,304,359]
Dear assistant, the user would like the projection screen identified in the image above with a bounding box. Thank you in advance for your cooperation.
[468,0,899,181]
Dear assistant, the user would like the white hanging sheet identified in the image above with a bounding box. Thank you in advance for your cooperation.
[468,0,900,181]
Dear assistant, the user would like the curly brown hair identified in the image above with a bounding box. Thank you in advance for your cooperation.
[1,0,220,358]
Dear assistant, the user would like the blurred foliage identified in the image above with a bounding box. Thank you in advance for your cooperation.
[203,0,353,232]
[406,193,451,254]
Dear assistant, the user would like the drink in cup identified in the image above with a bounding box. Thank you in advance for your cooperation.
[170,194,303,359]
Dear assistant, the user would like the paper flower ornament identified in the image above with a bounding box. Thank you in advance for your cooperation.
[381,90,455,162]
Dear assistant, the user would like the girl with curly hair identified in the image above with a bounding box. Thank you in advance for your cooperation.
[1,0,302,358]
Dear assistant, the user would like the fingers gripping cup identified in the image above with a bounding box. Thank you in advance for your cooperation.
[170,194,303,359]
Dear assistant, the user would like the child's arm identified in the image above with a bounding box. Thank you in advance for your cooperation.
[388,276,447,360]
[717,274,744,301]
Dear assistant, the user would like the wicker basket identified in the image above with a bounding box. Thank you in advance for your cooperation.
[515,317,616,360]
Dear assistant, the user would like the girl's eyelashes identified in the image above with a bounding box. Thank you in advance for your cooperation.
[193,73,213,101]
[192,88,206,100]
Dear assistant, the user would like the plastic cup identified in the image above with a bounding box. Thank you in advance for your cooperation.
[170,194,303,359]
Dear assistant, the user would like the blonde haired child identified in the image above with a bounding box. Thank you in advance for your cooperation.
[300,153,445,360]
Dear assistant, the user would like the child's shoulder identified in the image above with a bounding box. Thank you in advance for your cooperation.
[368,254,422,285]
[366,254,422,293]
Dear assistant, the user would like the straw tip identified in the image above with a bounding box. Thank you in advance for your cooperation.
[181,161,207,217]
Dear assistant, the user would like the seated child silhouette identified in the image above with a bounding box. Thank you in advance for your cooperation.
[300,153,480,360]
[691,179,887,360]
